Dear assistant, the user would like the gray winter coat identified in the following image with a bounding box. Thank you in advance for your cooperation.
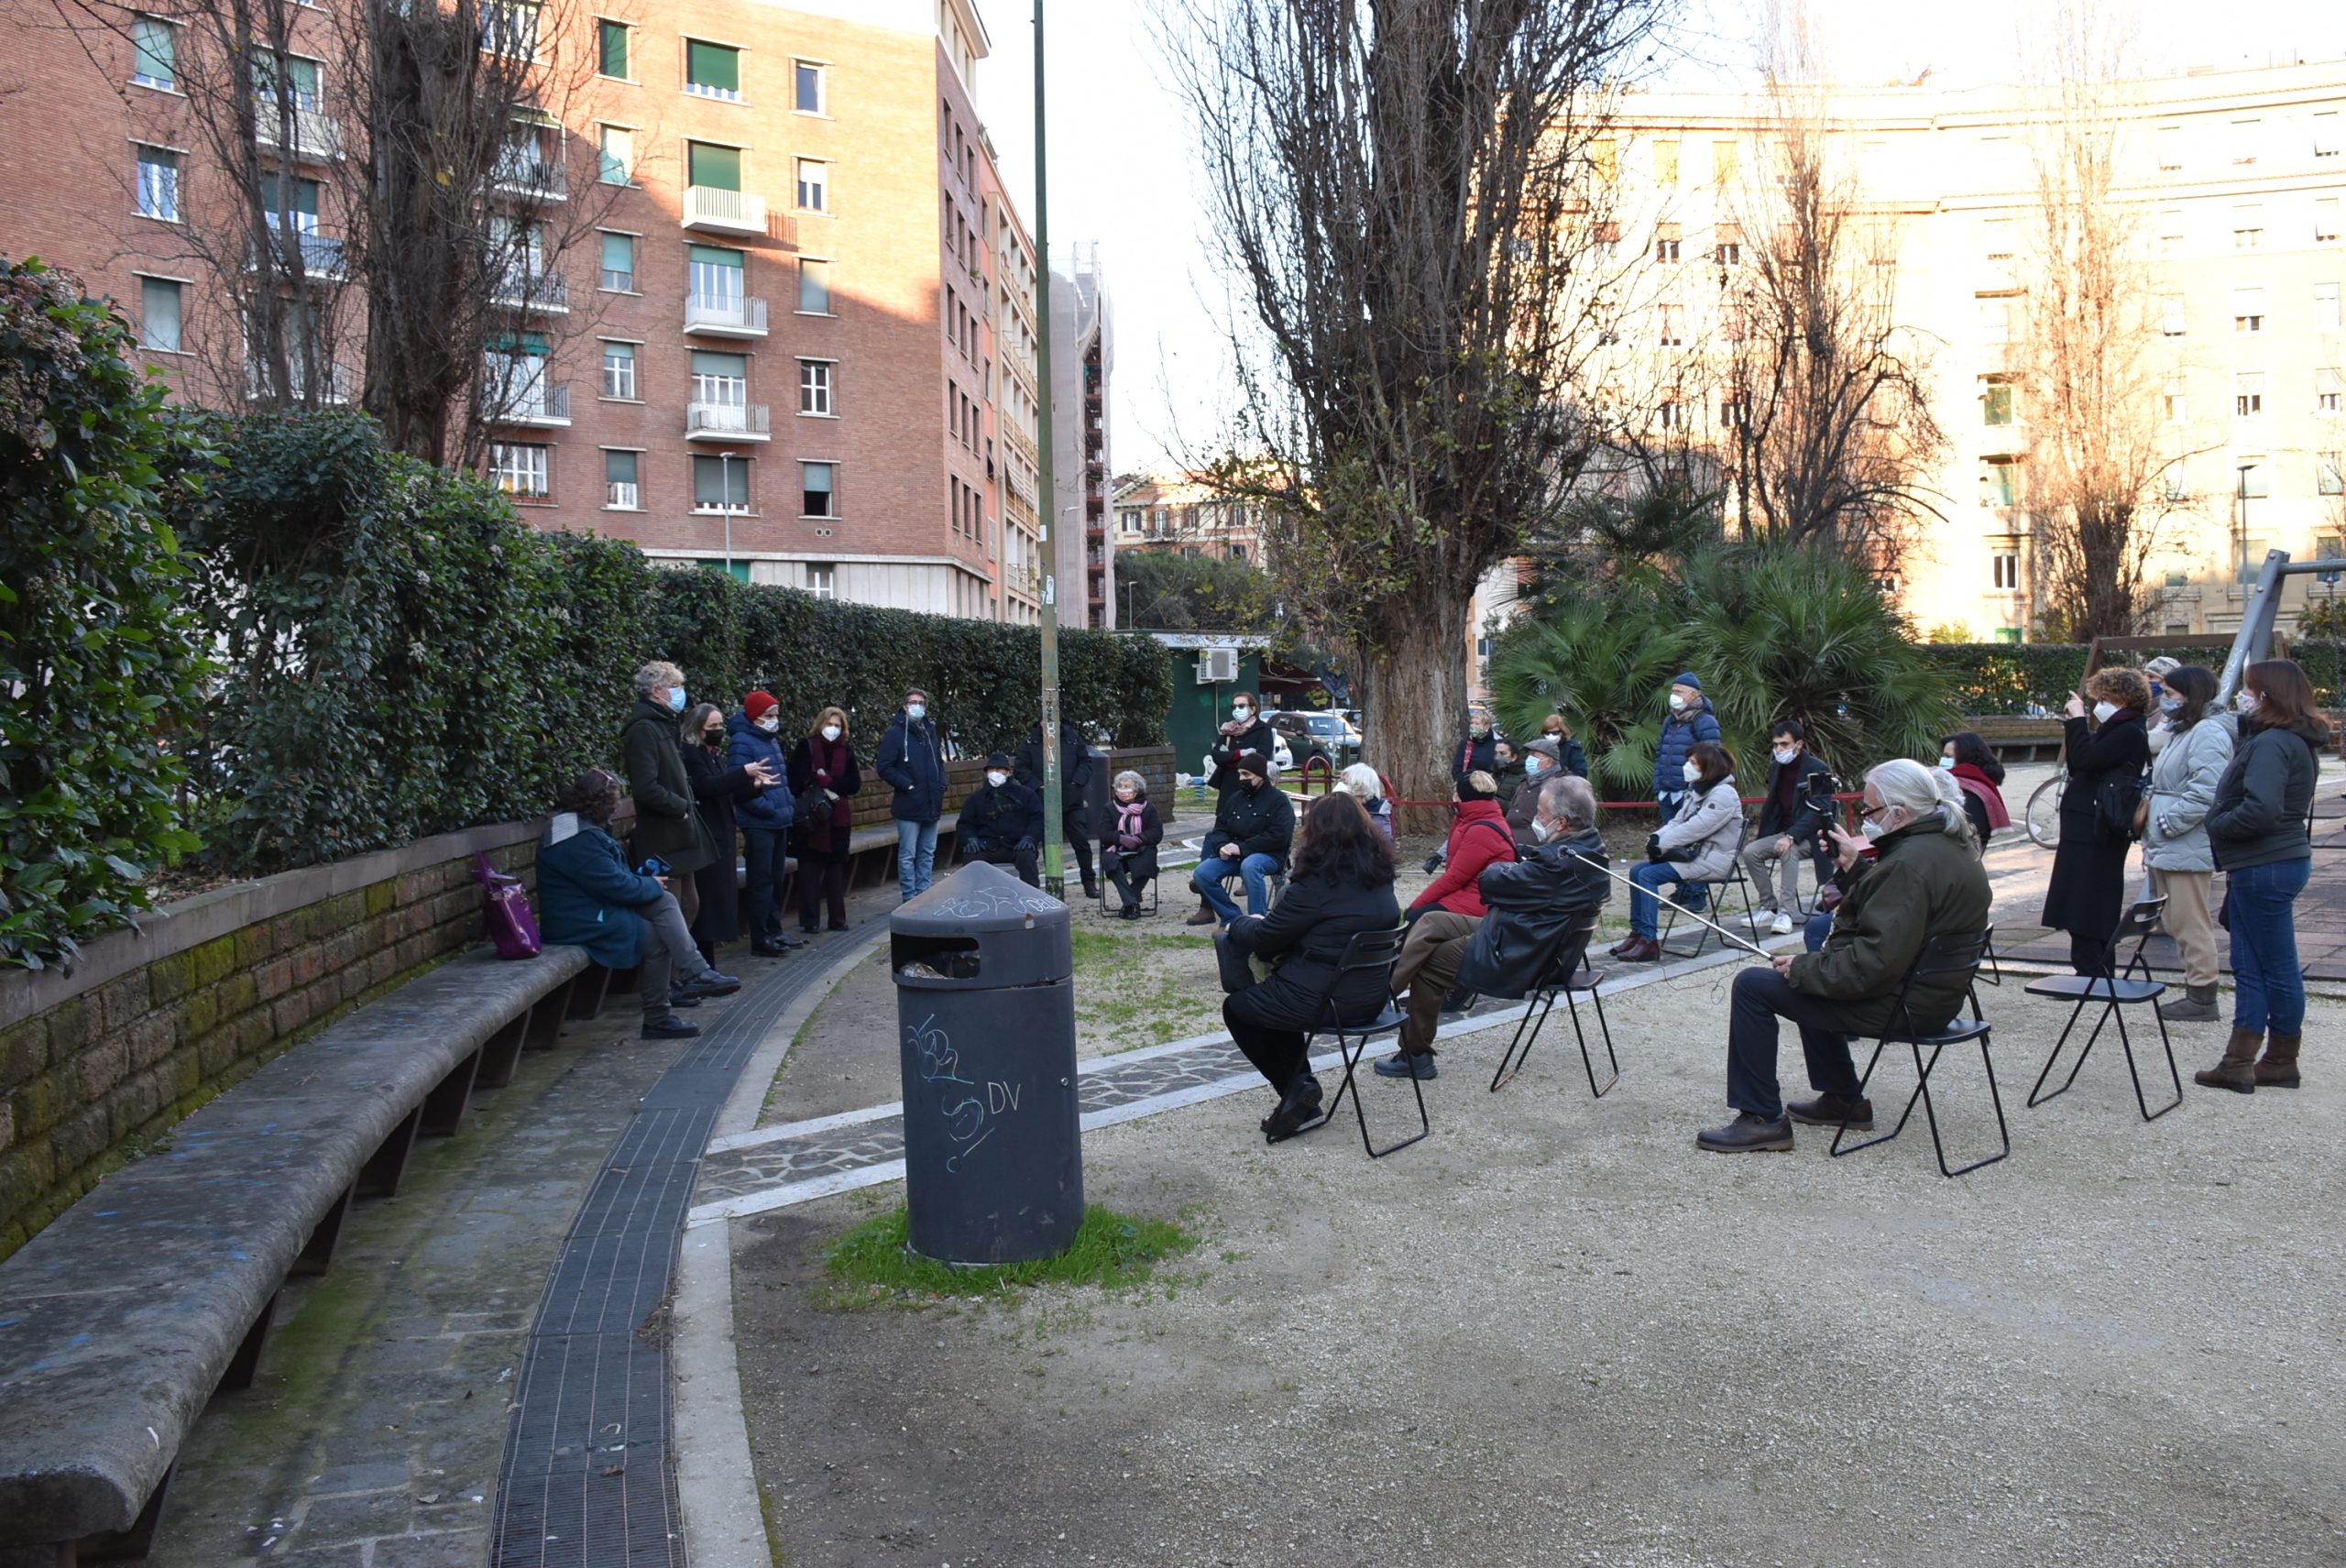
[1654,776,1746,883]
[2142,714,2235,873]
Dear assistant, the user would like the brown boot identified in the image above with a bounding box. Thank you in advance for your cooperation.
[2193,1026,2262,1093]
[2255,1033,2302,1089]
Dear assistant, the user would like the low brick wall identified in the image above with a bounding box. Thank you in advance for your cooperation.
[830,746,1179,830]
[0,819,548,1260]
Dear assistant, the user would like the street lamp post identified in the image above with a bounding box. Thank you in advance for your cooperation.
[1032,0,1065,896]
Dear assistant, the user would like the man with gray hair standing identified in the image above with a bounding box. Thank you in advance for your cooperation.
[1699,759,1991,1154]
[622,661,718,930]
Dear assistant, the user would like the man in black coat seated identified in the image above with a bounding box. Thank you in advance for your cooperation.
[1455,774,1612,1000]
[956,751,1045,886]
[1740,718,1837,937]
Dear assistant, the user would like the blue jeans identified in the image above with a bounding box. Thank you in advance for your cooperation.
[741,826,789,938]
[1628,861,1705,939]
[1804,910,1835,952]
[896,818,939,901]
[2227,858,2310,1034]
[1193,852,1279,924]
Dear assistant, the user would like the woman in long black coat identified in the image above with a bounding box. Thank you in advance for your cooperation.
[680,702,762,961]
[2040,667,2153,976]
[1221,794,1401,1141]
[787,706,864,933]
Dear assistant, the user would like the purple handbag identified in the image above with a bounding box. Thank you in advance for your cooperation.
[473,852,543,959]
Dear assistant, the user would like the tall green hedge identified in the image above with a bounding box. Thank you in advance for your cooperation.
[167,412,1170,878]
[1921,641,2239,715]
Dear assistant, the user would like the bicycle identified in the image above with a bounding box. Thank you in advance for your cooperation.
[2025,769,2065,850]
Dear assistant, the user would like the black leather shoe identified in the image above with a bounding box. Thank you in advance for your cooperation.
[674,970,741,1001]
[751,940,790,959]
[641,1012,702,1040]
[1262,1075,1326,1142]
[666,988,702,1009]
[828,919,851,932]
[769,933,806,950]
[1373,1049,1438,1080]
[1696,1112,1795,1152]
[1440,988,1478,1015]
[1786,1092,1874,1130]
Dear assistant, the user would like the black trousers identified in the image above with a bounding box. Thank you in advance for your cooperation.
[1725,966,1863,1123]
[2069,934,2112,978]
[966,841,1039,886]
[1102,848,1152,908]
[1062,811,1095,884]
[795,846,849,928]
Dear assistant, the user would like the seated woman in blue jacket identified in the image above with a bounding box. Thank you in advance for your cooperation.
[536,766,741,1041]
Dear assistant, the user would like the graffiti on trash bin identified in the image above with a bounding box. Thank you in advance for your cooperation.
[907,1012,1020,1172]
[934,884,1059,921]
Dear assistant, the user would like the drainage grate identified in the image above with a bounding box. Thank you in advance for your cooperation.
[489,937,872,1567]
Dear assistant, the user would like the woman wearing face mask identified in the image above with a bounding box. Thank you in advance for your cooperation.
[787,707,863,933]
[679,701,775,966]
[2197,660,2325,1091]
[1453,706,1500,784]
[1617,740,1745,963]
[1937,731,2011,846]
[623,662,718,932]
[1539,713,1590,779]
[1190,693,1277,924]
[1097,770,1165,918]
[2040,666,2152,977]
[2136,667,2233,1023]
[728,691,800,956]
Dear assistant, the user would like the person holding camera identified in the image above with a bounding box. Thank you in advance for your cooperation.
[1616,740,1744,963]
[1741,719,1836,937]
[2040,667,2152,977]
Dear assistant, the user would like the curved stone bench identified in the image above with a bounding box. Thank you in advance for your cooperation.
[0,943,592,1565]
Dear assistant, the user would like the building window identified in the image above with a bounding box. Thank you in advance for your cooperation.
[597,124,632,184]
[686,138,741,192]
[597,18,628,78]
[2155,125,2182,170]
[1977,297,2010,345]
[1720,397,1747,428]
[2320,453,2345,497]
[251,49,319,109]
[685,39,741,101]
[2157,209,2183,256]
[1983,460,2018,507]
[598,231,635,291]
[1654,236,1679,264]
[2163,378,2187,423]
[2319,284,2341,331]
[798,257,831,313]
[2319,199,2342,244]
[806,562,836,599]
[2236,373,2264,418]
[2231,118,2261,164]
[135,146,179,221]
[1657,400,1683,430]
[600,340,636,400]
[801,460,836,518]
[131,16,175,88]
[2232,203,2264,249]
[794,60,827,115]
[2235,535,2272,582]
[2163,462,2189,502]
[2320,368,2342,414]
[604,449,640,509]
[2318,113,2341,159]
[1657,304,1683,346]
[1992,551,2020,590]
[1982,383,2013,426]
[137,276,182,351]
[479,1,538,60]
[795,159,828,213]
[691,455,750,512]
[687,244,746,317]
[489,442,550,499]
[1716,239,1741,267]
[2160,294,2187,336]
[2239,461,2269,500]
[1981,217,2013,261]
[797,358,833,415]
[689,350,747,417]
[2233,286,2265,334]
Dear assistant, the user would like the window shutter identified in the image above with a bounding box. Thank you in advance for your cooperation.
[687,244,745,269]
[597,20,628,77]
[687,141,741,191]
[687,40,740,93]
[691,350,746,378]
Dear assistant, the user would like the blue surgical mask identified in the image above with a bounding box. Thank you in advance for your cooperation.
[905,702,926,722]
[667,687,687,713]
[2159,696,2183,715]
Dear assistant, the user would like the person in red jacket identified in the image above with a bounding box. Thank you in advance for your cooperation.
[1375,771,1518,1081]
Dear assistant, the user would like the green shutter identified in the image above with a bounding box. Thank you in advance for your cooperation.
[597,18,628,77]
[690,351,746,378]
[487,331,550,355]
[601,232,633,271]
[687,141,740,192]
[686,40,740,94]
[605,449,637,484]
[132,17,174,84]
[687,245,745,268]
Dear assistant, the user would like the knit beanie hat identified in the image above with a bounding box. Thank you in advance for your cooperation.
[984,751,1013,772]
[1671,672,1703,692]
[1456,770,1499,803]
[1234,749,1270,780]
[743,691,779,722]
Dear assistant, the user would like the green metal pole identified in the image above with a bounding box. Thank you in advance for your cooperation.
[1033,0,1064,896]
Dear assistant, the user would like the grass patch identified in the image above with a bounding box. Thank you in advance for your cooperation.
[820,1202,1198,1308]
[1069,925,1211,969]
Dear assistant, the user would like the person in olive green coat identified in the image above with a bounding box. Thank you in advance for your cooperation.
[1699,759,1992,1153]
[622,660,718,927]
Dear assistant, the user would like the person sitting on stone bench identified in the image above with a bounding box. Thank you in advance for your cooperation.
[537,765,742,1040]
[957,751,1045,886]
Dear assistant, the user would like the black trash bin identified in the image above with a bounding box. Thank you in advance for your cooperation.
[891,860,1082,1265]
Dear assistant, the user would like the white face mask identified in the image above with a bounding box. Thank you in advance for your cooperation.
[1233,705,1252,720]
[1531,817,1558,843]
[1860,817,1891,842]
[2091,700,2119,724]
[904,703,926,721]
[1115,790,1136,804]
[985,771,1009,788]
[1668,693,1688,712]
[1773,747,1797,766]
[756,716,780,734]
[2237,689,2260,714]
[1937,755,1956,771]
[821,724,841,741]
[1681,762,1701,784]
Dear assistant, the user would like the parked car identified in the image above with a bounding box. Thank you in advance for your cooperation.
[1268,709,1362,771]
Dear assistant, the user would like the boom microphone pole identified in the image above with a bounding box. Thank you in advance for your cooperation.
[1562,848,1776,960]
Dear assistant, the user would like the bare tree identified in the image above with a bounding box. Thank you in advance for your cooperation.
[1160,0,1668,824]
[2015,0,2194,640]
[1723,31,1945,567]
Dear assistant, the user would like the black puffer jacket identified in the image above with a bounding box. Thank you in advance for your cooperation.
[1454,828,1611,998]
[1202,779,1296,868]
[1228,872,1402,1025]
[957,779,1043,852]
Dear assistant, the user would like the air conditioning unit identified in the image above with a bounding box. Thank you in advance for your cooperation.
[1197,647,1239,685]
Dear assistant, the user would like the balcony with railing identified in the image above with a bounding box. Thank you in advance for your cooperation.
[492,154,567,201]
[249,230,348,280]
[684,292,769,337]
[492,381,570,426]
[683,186,768,236]
[685,400,771,441]
[251,104,343,161]
[492,269,568,313]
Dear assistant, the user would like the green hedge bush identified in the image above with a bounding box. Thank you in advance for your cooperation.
[1920,641,2237,715]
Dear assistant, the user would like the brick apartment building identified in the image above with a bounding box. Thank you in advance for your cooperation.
[0,0,1058,621]
[1113,470,1274,567]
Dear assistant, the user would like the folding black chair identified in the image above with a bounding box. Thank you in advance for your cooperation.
[1094,861,1159,918]
[2023,897,2183,1122]
[1829,927,2010,1177]
[1294,927,1420,1158]
[1657,828,1760,959]
[1488,907,1617,1098]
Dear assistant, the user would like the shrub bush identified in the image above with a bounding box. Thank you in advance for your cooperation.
[0,259,212,970]
[1919,641,2235,715]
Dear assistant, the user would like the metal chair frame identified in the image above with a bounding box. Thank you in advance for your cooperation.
[1292,926,1421,1158]
[2023,897,2183,1122]
[1094,861,1159,918]
[1488,906,1617,1098]
[1655,828,1762,959]
[1828,927,2010,1177]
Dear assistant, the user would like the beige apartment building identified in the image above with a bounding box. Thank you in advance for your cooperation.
[0,0,1055,620]
[1569,59,2346,643]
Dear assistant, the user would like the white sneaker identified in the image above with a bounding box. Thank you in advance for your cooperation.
[1770,913,1794,937]
[1747,909,1777,929]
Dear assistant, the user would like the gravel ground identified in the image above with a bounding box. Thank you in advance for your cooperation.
[730,969,2346,1568]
